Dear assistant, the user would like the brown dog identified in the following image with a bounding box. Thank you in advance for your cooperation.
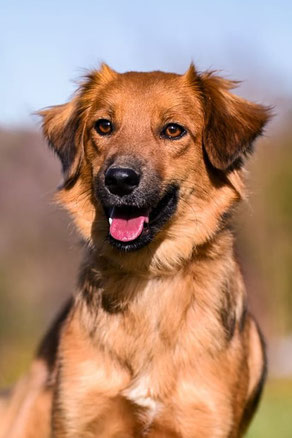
[0,64,271,438]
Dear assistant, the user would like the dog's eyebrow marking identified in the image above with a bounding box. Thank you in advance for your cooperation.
[90,105,116,121]
[159,107,187,122]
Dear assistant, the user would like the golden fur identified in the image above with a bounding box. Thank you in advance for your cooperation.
[0,63,271,437]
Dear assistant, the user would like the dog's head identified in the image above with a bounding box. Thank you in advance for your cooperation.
[39,64,270,269]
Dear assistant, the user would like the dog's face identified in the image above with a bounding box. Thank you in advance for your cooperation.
[40,64,270,265]
[87,69,206,252]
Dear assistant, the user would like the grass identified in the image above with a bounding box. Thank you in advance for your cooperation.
[247,379,292,438]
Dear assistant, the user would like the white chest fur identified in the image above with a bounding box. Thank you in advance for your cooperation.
[122,375,162,424]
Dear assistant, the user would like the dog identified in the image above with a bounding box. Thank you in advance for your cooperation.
[0,63,271,438]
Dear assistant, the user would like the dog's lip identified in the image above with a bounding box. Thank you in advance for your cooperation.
[148,184,178,225]
[104,184,178,228]
[102,184,178,251]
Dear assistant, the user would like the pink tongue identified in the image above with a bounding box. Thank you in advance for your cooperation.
[110,209,149,242]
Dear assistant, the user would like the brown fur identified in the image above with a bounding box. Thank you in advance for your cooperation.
[0,63,271,437]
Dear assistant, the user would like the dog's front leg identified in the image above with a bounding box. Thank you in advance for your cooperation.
[52,392,137,438]
[51,310,136,438]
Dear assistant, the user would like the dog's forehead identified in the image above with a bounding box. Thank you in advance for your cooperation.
[93,71,201,116]
[115,70,182,93]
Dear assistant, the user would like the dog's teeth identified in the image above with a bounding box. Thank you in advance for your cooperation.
[109,218,113,225]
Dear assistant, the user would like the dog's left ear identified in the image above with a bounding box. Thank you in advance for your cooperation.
[185,64,272,170]
[38,98,84,187]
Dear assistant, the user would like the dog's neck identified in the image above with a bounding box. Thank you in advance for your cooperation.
[79,227,237,311]
[76,227,245,358]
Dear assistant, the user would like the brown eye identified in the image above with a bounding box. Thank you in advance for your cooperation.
[162,123,186,140]
[94,119,113,135]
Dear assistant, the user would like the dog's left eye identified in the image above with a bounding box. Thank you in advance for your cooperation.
[161,123,186,140]
[94,119,113,136]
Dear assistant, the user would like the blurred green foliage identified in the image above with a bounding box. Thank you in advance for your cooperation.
[247,379,292,438]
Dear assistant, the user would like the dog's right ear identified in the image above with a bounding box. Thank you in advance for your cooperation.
[38,64,117,187]
[38,98,83,188]
[184,64,271,171]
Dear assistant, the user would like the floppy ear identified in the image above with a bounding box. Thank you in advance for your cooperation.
[38,98,84,187]
[186,65,272,170]
[38,64,117,187]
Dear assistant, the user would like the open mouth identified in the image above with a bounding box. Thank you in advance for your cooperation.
[109,206,150,242]
[105,184,178,252]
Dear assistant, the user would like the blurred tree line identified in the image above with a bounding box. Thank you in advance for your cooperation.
[237,122,292,338]
[0,120,291,385]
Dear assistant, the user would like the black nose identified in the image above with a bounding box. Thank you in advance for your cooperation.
[105,167,140,196]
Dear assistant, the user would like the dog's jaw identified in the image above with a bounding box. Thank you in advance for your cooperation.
[97,184,179,252]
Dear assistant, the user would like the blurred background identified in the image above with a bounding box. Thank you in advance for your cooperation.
[0,0,291,436]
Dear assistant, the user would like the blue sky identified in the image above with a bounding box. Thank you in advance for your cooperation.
[1,0,291,126]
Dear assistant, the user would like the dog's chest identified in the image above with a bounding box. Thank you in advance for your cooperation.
[122,375,162,424]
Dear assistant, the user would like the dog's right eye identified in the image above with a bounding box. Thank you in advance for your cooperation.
[94,119,113,136]
[161,123,186,140]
